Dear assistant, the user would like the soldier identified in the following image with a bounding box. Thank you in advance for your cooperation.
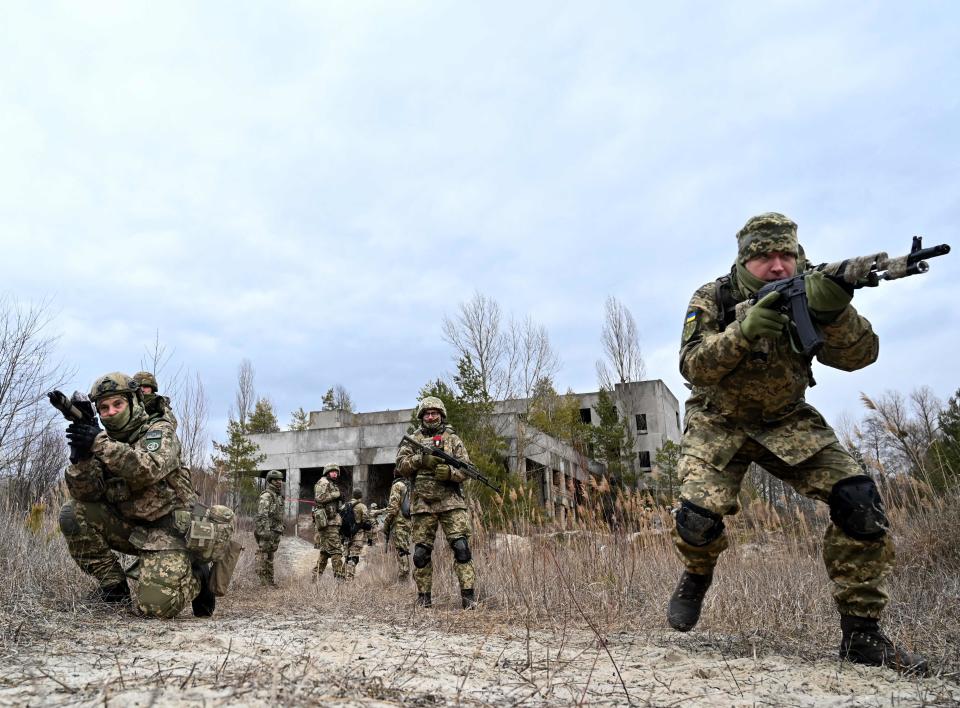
[312,464,345,580]
[365,502,380,546]
[667,213,926,673]
[58,372,216,618]
[341,489,370,580]
[254,470,285,586]
[382,470,412,582]
[131,371,178,428]
[396,396,477,609]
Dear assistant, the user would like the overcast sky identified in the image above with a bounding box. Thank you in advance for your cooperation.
[2,2,958,443]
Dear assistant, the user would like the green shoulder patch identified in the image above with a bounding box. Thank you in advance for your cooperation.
[144,429,163,452]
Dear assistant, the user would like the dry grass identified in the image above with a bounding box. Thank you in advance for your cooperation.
[2,478,959,696]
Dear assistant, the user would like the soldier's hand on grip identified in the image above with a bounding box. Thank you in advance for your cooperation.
[66,420,101,460]
[434,464,452,481]
[741,291,788,341]
[418,452,440,470]
[805,270,853,318]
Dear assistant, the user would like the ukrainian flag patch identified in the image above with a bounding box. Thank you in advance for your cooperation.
[682,310,698,342]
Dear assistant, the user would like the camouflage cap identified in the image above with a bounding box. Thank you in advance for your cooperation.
[736,212,799,264]
[416,396,447,420]
[266,470,284,482]
[89,372,140,402]
[352,489,362,500]
[132,370,159,392]
[323,463,340,475]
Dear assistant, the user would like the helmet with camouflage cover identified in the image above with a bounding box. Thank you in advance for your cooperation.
[416,396,447,420]
[88,372,148,441]
[323,463,340,477]
[132,370,159,393]
[266,470,284,482]
[89,372,141,402]
[369,502,378,510]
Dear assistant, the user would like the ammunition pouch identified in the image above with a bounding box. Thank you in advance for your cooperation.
[313,506,327,529]
[186,504,236,563]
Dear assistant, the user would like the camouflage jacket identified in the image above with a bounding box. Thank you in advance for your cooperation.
[396,425,470,514]
[65,419,196,523]
[313,476,341,527]
[382,478,410,532]
[679,273,879,469]
[144,394,178,429]
[255,487,284,537]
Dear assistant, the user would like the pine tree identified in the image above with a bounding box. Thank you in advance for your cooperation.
[211,418,266,513]
[247,397,280,434]
[288,407,309,431]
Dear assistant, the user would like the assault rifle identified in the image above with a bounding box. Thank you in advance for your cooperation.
[400,435,503,495]
[48,390,98,464]
[752,236,950,356]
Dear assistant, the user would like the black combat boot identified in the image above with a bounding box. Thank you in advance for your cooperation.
[840,615,928,675]
[667,571,713,632]
[416,592,432,608]
[191,562,216,618]
[461,588,477,609]
[88,580,130,605]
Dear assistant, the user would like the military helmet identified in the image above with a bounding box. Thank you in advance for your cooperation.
[132,370,159,392]
[369,502,378,510]
[323,463,340,475]
[352,489,362,500]
[89,372,140,402]
[266,470,284,482]
[416,396,447,420]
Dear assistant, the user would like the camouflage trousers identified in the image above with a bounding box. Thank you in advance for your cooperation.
[313,525,344,579]
[411,509,474,594]
[673,439,894,619]
[255,532,280,586]
[392,516,412,580]
[343,532,365,580]
[59,500,200,618]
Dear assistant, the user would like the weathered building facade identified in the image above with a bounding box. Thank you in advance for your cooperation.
[246,379,681,522]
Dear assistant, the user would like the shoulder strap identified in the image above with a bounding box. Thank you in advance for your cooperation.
[714,274,740,332]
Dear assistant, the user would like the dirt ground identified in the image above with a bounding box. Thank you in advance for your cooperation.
[3,537,957,707]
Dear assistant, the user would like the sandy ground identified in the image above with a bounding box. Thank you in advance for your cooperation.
[2,538,957,707]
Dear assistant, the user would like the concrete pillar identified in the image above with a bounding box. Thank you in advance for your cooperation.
[284,467,301,521]
[353,464,369,497]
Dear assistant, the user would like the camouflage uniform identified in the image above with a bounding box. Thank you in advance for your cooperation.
[382,477,412,581]
[132,371,179,429]
[59,372,201,618]
[254,472,284,586]
[365,503,381,546]
[341,493,369,580]
[313,465,345,580]
[673,213,891,619]
[396,397,476,605]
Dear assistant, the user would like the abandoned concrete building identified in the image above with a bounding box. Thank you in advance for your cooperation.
[246,379,681,523]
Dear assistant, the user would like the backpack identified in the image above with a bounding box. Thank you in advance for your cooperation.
[338,500,358,539]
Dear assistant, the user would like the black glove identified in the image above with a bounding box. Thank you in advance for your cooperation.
[66,421,101,462]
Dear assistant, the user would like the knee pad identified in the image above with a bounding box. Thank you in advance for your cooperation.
[58,502,80,537]
[137,585,182,619]
[450,537,472,564]
[347,556,360,566]
[413,543,432,569]
[829,475,888,541]
[675,500,725,547]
